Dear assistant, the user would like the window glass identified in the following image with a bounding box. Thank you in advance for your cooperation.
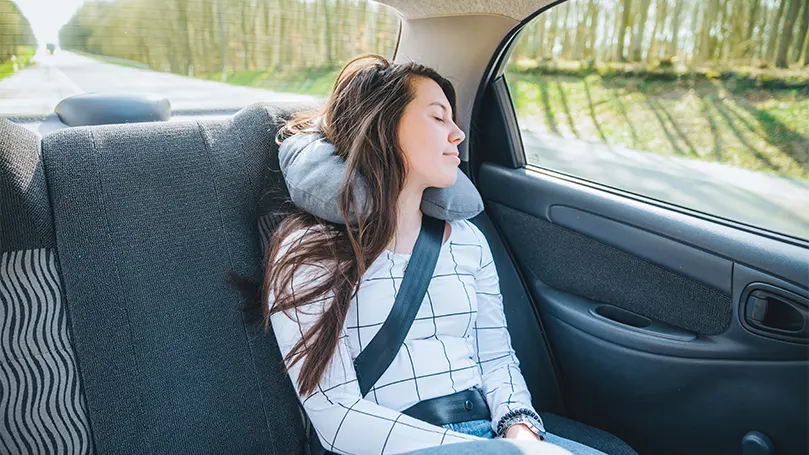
[505,0,809,240]
[1,0,400,118]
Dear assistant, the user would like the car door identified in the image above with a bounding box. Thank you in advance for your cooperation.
[468,1,809,454]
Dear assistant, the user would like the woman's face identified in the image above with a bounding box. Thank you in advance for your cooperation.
[397,76,466,190]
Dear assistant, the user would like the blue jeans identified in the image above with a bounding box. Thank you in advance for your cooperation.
[442,419,608,455]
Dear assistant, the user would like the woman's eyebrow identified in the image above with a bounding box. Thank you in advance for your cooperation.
[429,101,448,112]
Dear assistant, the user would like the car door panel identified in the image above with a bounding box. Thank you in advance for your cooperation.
[476,161,809,455]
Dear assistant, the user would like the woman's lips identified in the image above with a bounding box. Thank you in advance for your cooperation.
[444,152,460,163]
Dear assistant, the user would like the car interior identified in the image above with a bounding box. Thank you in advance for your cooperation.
[2,1,808,455]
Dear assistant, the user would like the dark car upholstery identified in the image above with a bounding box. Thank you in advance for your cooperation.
[1,103,635,454]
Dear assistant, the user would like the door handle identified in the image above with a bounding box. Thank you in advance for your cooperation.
[743,284,809,343]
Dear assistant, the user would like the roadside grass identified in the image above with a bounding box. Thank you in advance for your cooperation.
[206,66,339,97]
[0,46,37,82]
[506,70,809,181]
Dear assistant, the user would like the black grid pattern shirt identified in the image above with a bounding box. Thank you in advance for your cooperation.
[269,219,538,455]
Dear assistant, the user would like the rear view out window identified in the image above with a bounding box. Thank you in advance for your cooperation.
[0,1,37,83]
[2,0,400,118]
[505,0,809,240]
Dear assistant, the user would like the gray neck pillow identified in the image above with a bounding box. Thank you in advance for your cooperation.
[277,133,484,224]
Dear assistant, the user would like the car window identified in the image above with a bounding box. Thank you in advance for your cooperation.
[2,0,400,119]
[504,0,809,241]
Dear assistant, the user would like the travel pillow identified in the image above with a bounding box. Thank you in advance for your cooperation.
[278,133,484,224]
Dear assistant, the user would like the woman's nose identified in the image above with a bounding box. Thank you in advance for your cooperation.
[450,125,465,144]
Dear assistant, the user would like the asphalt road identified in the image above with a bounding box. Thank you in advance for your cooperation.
[523,131,809,240]
[0,49,316,117]
[2,49,807,240]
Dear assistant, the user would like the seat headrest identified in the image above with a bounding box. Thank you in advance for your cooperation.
[55,92,171,127]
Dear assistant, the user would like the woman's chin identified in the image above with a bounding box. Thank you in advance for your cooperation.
[434,170,458,188]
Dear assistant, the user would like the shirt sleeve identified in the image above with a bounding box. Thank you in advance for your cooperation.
[268,230,482,455]
[467,222,545,436]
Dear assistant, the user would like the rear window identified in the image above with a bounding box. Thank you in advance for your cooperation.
[2,0,401,119]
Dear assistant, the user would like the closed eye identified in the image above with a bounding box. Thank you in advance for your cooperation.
[433,116,444,123]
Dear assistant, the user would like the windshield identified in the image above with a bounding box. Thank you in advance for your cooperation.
[1,0,401,120]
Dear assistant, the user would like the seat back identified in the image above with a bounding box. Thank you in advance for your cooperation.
[4,100,563,454]
[0,119,94,454]
[38,102,314,454]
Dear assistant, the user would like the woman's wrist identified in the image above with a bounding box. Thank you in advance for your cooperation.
[505,422,544,440]
[495,409,547,439]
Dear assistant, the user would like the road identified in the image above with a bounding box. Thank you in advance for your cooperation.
[2,49,807,240]
[0,49,316,118]
[524,131,809,240]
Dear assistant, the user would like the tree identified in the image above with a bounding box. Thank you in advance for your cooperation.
[698,0,720,62]
[630,0,652,61]
[647,0,669,61]
[669,0,684,58]
[175,0,195,75]
[744,0,761,57]
[791,0,809,64]
[776,0,803,67]
[765,0,787,61]
[616,0,632,61]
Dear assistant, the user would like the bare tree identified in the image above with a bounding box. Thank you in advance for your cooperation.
[631,0,652,61]
[766,0,787,61]
[776,0,803,66]
[616,0,632,61]
[669,0,684,58]
[795,0,809,64]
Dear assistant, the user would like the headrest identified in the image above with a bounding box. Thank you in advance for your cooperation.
[278,133,484,224]
[55,92,171,127]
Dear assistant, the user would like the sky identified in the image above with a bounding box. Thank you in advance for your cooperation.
[13,0,87,46]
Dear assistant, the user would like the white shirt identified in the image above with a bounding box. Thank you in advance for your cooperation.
[269,219,539,455]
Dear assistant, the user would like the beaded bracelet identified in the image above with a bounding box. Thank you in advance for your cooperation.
[495,408,547,439]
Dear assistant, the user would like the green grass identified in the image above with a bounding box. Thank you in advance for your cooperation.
[206,66,340,97]
[69,49,151,70]
[0,46,37,82]
[506,71,809,181]
[508,58,809,90]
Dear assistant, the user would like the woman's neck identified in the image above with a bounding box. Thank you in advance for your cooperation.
[387,183,425,254]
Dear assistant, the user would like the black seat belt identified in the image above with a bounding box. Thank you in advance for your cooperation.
[307,214,445,455]
[353,214,445,396]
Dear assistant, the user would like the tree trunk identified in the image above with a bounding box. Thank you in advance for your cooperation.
[793,0,809,62]
[616,0,632,61]
[535,13,546,58]
[632,0,652,61]
[698,0,719,62]
[717,0,730,61]
[560,3,572,59]
[217,0,229,78]
[776,0,803,67]
[175,0,194,75]
[321,0,333,66]
[548,8,559,59]
[765,0,787,61]
[586,0,600,59]
[669,0,683,58]
[648,0,668,61]
[745,0,760,57]
[573,2,588,60]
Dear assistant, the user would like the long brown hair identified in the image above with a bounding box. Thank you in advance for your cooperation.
[261,55,458,396]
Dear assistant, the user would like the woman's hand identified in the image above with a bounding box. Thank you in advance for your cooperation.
[504,425,573,454]
[505,423,543,441]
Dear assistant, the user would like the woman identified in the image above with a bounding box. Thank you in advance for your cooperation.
[262,54,604,455]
